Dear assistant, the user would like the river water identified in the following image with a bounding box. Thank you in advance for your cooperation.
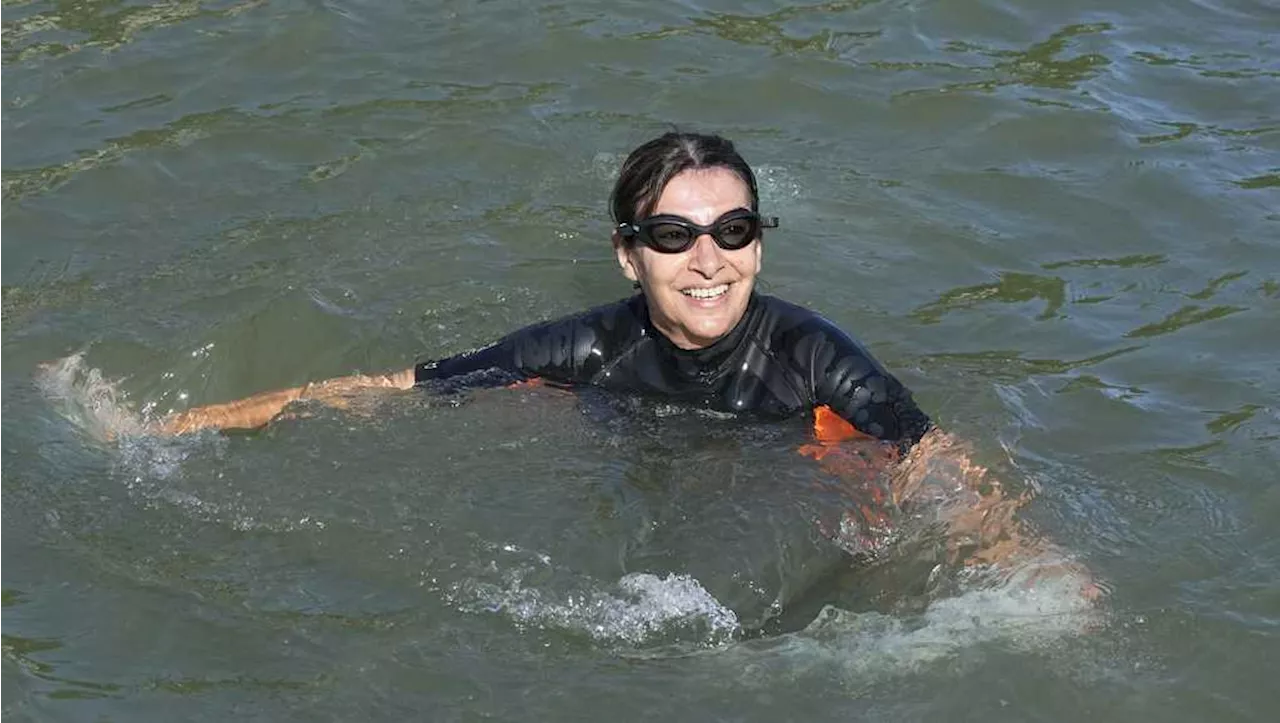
[3,0,1278,720]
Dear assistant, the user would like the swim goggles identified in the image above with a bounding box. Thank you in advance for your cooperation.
[616,209,779,254]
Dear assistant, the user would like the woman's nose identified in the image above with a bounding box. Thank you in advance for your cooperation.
[687,233,723,276]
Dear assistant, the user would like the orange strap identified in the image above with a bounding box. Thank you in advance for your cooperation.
[798,405,873,461]
[813,404,863,442]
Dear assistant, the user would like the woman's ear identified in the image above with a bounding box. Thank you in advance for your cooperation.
[612,231,640,283]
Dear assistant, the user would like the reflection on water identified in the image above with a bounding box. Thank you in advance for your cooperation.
[1040,254,1168,270]
[1235,172,1279,189]
[920,347,1142,383]
[2,274,99,326]
[1131,47,1280,80]
[913,271,1068,323]
[673,6,883,57]
[1124,303,1246,339]
[911,265,1253,339]
[2,108,229,202]
[2,632,123,701]
[962,22,1114,91]
[2,0,265,61]
[869,21,1115,102]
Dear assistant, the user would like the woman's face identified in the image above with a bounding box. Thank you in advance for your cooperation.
[613,167,762,350]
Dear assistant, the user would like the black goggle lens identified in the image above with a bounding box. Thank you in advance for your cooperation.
[644,217,755,252]
[622,212,776,253]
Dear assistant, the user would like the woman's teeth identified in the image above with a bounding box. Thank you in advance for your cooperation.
[682,284,729,299]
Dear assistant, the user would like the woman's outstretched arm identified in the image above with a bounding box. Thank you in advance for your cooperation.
[888,427,1101,597]
[804,408,1099,596]
[156,368,415,435]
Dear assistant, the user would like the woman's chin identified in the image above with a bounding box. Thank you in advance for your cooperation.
[675,316,735,347]
[650,288,751,348]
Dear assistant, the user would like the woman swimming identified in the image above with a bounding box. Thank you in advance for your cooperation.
[160,132,930,447]
[147,131,1098,594]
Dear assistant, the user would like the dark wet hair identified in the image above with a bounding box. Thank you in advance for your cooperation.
[609,132,760,225]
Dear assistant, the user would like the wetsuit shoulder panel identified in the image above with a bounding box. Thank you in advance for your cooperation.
[756,296,932,446]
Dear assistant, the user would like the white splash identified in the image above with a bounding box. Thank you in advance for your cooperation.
[36,352,147,442]
[730,560,1103,689]
[452,569,741,647]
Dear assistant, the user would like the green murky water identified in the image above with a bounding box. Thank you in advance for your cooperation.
[4,0,1278,720]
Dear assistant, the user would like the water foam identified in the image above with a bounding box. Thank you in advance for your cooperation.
[728,558,1103,689]
[450,562,741,647]
[36,352,147,442]
[35,353,247,523]
[36,353,197,479]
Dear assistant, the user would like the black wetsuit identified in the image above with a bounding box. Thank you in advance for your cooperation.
[415,293,932,448]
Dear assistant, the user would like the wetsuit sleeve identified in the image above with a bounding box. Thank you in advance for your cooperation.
[799,319,933,448]
[414,337,527,388]
[414,311,608,389]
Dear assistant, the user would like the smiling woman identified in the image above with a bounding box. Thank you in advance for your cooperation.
[145,132,1096,596]
[609,134,767,350]
[161,132,933,447]
[613,167,765,349]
